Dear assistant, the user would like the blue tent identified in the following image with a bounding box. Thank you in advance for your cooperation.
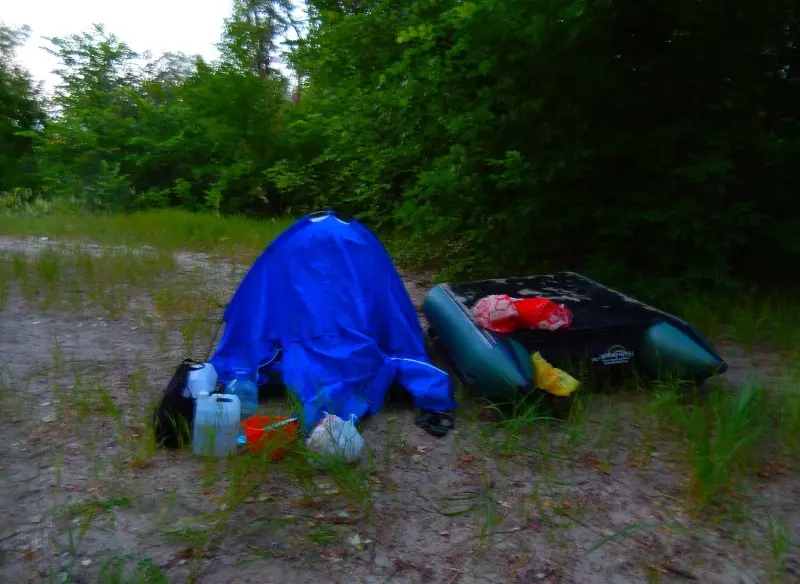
[210,210,455,430]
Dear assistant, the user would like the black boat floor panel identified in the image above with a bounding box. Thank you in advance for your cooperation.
[445,272,661,342]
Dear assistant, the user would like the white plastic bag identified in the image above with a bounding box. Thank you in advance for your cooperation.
[305,412,365,464]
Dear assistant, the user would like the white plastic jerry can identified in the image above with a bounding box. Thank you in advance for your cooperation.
[186,362,218,398]
[192,392,241,457]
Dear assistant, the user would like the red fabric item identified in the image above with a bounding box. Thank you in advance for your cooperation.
[471,295,573,333]
[514,297,573,331]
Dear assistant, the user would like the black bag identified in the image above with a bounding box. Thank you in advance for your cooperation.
[153,359,202,449]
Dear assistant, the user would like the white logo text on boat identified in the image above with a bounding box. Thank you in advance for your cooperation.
[593,345,635,366]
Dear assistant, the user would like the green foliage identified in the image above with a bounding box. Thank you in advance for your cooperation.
[0,22,44,191]
[287,0,799,290]
[2,0,799,292]
[30,19,289,215]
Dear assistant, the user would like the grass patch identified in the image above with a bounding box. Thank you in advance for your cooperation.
[3,208,797,354]
[0,244,184,320]
[0,256,12,311]
[307,525,338,545]
[162,522,216,550]
[56,372,124,424]
[63,496,133,520]
[0,208,292,259]
[95,555,170,584]
[383,230,466,275]
[678,289,800,353]
[477,393,556,458]
[764,515,791,582]
[153,282,223,357]
[649,371,800,513]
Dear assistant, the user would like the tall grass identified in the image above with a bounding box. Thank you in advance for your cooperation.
[678,290,800,353]
[650,369,800,512]
[0,208,292,258]
[0,246,179,318]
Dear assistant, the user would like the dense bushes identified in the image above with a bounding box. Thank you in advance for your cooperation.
[1,0,798,289]
[287,0,799,290]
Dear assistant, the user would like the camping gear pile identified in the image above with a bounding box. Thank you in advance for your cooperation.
[153,211,729,463]
[155,356,371,461]
[153,210,456,461]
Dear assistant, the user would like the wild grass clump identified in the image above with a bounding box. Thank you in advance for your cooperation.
[476,393,555,458]
[649,368,800,512]
[95,554,170,584]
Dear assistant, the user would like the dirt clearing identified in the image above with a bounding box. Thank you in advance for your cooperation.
[1,237,798,584]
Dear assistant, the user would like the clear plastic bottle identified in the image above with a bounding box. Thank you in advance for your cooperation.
[226,369,258,419]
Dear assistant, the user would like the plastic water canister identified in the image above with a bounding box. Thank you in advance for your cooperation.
[226,369,258,419]
[192,392,241,457]
[187,362,218,398]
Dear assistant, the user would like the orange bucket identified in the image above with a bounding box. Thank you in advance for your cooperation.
[242,415,299,460]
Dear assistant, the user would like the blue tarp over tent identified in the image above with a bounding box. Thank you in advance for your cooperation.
[210,210,455,429]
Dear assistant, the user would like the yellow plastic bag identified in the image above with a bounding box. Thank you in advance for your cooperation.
[531,352,580,397]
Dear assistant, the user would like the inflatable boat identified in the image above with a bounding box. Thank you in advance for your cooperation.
[423,272,727,397]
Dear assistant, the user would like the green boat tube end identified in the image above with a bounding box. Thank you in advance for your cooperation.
[423,285,533,398]
[639,321,728,383]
